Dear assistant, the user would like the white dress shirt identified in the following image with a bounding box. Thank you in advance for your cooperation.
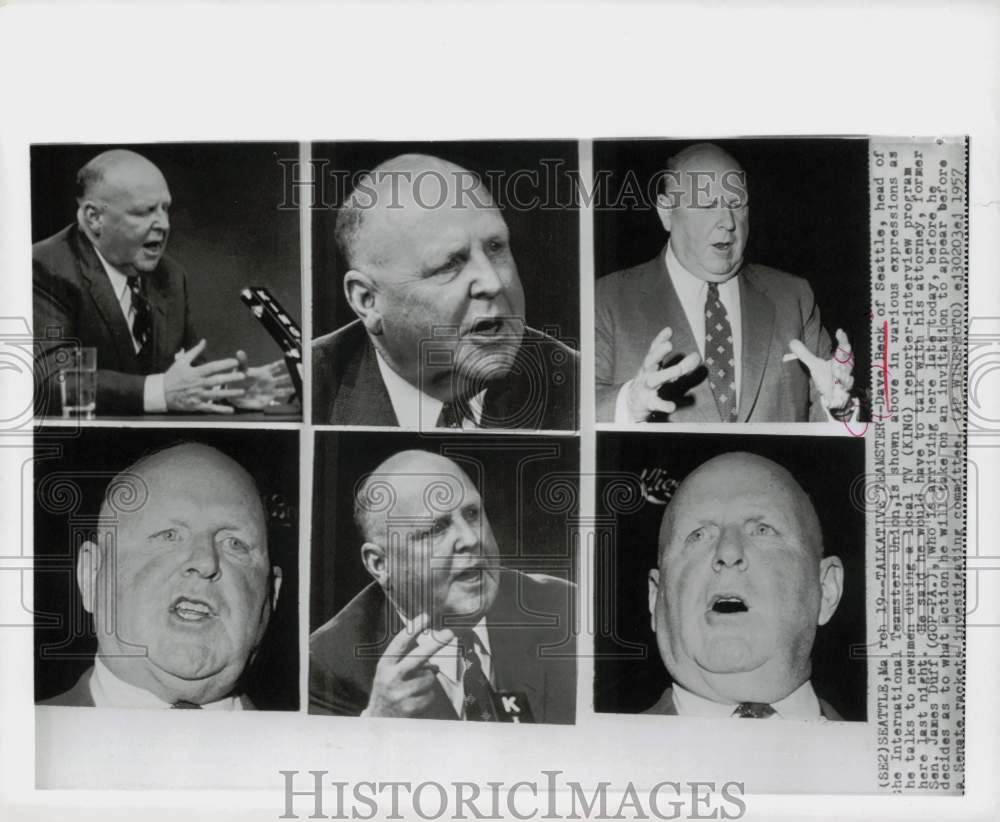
[89,655,242,710]
[671,679,826,722]
[615,242,741,423]
[374,349,486,429]
[90,244,167,412]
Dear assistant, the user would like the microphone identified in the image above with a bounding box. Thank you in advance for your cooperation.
[239,287,303,401]
[490,690,535,723]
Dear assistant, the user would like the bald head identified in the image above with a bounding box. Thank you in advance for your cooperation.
[657,142,749,282]
[81,442,280,705]
[76,149,172,273]
[336,154,495,271]
[354,448,501,622]
[648,451,843,705]
[658,452,823,563]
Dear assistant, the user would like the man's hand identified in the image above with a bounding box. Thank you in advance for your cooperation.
[163,339,245,414]
[366,613,454,718]
[784,328,855,412]
[228,352,295,411]
[625,327,702,422]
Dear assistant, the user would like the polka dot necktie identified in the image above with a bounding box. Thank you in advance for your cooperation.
[436,401,464,429]
[704,283,738,421]
[733,702,775,719]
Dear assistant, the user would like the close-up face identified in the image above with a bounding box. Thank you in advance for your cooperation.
[348,157,527,399]
[363,452,501,625]
[648,453,841,704]
[82,445,278,703]
[657,146,749,282]
[84,152,172,273]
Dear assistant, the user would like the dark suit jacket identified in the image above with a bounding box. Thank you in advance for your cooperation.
[312,320,578,429]
[309,571,577,724]
[643,685,843,721]
[38,665,256,709]
[595,248,831,422]
[33,224,199,415]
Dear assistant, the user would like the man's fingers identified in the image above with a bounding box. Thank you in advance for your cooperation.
[642,327,675,373]
[394,628,456,674]
[834,329,853,363]
[195,370,246,388]
[648,352,702,389]
[646,398,677,416]
[193,358,241,377]
[176,338,207,364]
[201,387,246,399]
[382,613,432,660]
[189,401,236,415]
[784,339,823,370]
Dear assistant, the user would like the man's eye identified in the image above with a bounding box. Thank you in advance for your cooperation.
[487,238,508,255]
[151,528,181,543]
[686,527,710,544]
[750,522,777,536]
[219,535,250,553]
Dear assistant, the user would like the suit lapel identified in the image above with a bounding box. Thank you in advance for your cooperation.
[737,267,775,422]
[72,230,139,369]
[485,572,544,709]
[333,338,400,426]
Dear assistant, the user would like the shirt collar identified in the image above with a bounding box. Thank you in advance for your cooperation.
[90,655,243,711]
[399,614,493,686]
[90,242,132,302]
[664,242,740,302]
[374,348,486,429]
[671,679,823,721]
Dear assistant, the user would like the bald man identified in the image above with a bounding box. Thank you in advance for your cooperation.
[596,143,856,424]
[646,452,845,720]
[312,153,578,429]
[40,443,282,709]
[309,450,576,723]
[33,149,291,415]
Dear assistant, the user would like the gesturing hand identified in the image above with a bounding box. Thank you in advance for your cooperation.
[228,353,295,411]
[366,613,454,718]
[625,327,702,422]
[163,339,245,414]
[784,328,855,413]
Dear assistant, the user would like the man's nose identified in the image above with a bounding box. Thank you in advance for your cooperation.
[452,517,481,554]
[712,526,747,571]
[716,205,736,231]
[184,534,221,579]
[467,249,504,300]
[152,205,170,232]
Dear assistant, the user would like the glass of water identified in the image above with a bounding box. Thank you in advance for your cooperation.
[58,346,97,419]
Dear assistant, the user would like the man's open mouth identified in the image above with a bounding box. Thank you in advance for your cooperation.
[709,594,749,614]
[465,317,505,336]
[711,241,734,252]
[170,596,216,622]
[142,238,165,254]
[453,566,485,584]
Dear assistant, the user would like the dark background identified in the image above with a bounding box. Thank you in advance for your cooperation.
[31,142,302,370]
[33,427,300,710]
[593,137,871,407]
[310,432,579,630]
[593,432,868,721]
[310,140,580,347]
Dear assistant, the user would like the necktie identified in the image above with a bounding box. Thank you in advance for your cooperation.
[704,283,738,421]
[733,702,775,719]
[126,276,152,359]
[436,401,464,429]
[170,700,203,709]
[457,632,497,721]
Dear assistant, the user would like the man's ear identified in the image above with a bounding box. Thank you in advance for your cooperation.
[816,556,844,626]
[648,568,661,634]
[344,270,382,335]
[270,566,283,611]
[77,539,104,615]
[80,200,103,235]
[655,192,674,233]
[361,541,388,586]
